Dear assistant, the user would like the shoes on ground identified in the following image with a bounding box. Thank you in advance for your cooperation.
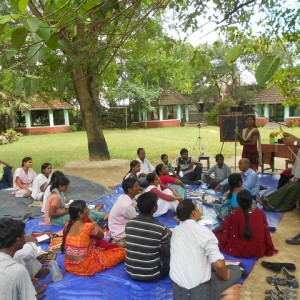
[286,233,300,245]
[262,261,296,272]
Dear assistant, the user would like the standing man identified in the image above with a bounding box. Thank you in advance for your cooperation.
[108,178,140,247]
[170,200,242,299]
[0,218,38,299]
[125,192,171,281]
[215,158,260,198]
[136,148,155,186]
[176,148,202,185]
[203,154,231,189]
[283,132,300,245]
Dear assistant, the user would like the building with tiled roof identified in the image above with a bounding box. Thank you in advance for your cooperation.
[247,85,300,125]
[138,90,199,128]
[27,99,73,110]
[13,99,74,135]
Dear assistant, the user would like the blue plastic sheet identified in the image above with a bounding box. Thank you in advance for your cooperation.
[25,175,283,299]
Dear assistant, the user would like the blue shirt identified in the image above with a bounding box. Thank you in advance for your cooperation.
[221,168,260,197]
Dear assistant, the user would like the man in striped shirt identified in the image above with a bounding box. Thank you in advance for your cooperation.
[125,192,171,281]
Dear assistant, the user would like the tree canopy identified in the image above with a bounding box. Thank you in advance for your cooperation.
[0,0,299,160]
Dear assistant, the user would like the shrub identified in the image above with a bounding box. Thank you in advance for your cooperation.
[204,98,238,126]
[0,129,21,145]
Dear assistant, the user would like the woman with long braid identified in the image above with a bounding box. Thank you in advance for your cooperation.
[61,200,125,276]
[213,173,243,220]
[213,190,278,258]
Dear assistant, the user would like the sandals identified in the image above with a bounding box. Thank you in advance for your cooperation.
[267,275,287,287]
[266,268,299,289]
[262,261,296,272]
[281,267,299,289]
[265,286,298,296]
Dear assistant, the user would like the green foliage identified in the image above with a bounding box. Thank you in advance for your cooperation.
[255,55,281,85]
[0,128,20,145]
[204,106,220,126]
[204,98,237,125]
[224,45,243,65]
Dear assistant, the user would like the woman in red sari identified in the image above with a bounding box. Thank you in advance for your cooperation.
[61,200,126,276]
[236,115,261,171]
[213,190,278,258]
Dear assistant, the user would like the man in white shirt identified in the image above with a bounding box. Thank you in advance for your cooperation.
[108,178,140,247]
[14,235,49,279]
[136,148,155,186]
[170,200,242,299]
[0,218,40,300]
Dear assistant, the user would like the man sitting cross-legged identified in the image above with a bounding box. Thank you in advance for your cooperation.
[170,200,242,300]
[176,148,202,185]
[108,178,140,248]
[125,192,171,281]
[215,158,259,199]
[0,217,46,300]
[203,154,231,189]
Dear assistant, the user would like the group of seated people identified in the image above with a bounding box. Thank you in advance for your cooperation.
[0,149,279,300]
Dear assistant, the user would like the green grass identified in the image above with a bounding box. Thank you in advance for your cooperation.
[2,125,300,172]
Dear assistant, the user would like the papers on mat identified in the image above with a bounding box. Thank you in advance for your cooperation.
[36,234,50,243]
[225,259,242,266]
[36,246,47,257]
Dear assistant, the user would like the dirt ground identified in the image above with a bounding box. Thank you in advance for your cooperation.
[61,158,300,299]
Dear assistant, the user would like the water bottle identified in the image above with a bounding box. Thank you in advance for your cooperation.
[48,260,63,282]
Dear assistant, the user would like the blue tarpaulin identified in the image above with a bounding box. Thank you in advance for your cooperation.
[25,174,283,299]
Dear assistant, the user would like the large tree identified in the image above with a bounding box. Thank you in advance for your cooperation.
[1,0,299,161]
[0,0,170,160]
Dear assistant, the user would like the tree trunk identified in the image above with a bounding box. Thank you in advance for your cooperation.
[71,65,110,161]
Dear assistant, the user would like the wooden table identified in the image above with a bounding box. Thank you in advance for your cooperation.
[261,144,298,173]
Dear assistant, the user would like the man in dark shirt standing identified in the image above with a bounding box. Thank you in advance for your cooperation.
[125,192,171,281]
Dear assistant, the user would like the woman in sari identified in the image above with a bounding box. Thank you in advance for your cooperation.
[61,200,126,276]
[44,176,108,226]
[236,115,261,171]
[213,190,278,258]
[31,162,52,201]
[12,157,37,197]
[213,173,243,220]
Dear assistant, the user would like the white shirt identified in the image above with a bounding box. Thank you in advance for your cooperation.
[0,252,36,300]
[170,219,224,290]
[108,194,137,239]
[31,173,51,201]
[41,185,51,213]
[14,243,41,277]
[136,158,154,175]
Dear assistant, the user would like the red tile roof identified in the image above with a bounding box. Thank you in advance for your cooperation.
[158,90,194,105]
[28,99,73,111]
[247,85,285,104]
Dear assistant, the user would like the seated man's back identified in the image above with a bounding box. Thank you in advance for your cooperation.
[125,192,170,281]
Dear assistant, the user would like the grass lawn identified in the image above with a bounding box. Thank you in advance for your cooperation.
[2,125,300,172]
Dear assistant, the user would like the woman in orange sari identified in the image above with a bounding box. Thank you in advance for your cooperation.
[61,200,126,276]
